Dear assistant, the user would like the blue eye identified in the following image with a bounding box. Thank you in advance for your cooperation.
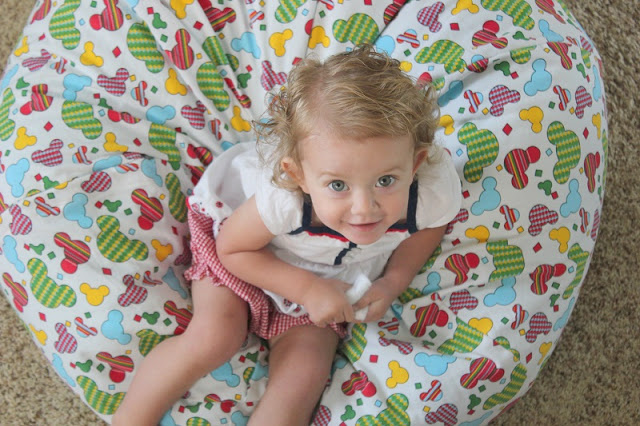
[329,180,347,192]
[376,175,395,187]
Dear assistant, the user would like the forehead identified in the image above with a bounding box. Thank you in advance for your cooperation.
[298,131,414,173]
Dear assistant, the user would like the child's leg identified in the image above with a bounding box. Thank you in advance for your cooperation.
[112,278,249,426]
[248,325,339,426]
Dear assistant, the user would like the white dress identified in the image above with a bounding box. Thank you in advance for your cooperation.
[188,142,462,317]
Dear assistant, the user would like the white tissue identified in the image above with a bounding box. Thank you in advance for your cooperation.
[345,273,372,322]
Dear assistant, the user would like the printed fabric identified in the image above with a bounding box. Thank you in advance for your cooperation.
[0,0,607,424]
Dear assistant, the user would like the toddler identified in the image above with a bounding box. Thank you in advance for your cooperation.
[113,44,461,425]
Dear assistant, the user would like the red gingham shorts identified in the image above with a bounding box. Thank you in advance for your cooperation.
[184,208,347,340]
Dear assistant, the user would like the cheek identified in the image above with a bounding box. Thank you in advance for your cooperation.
[311,193,345,223]
[384,191,410,217]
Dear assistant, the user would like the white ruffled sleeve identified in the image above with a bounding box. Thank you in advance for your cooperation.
[415,147,462,229]
[254,168,304,236]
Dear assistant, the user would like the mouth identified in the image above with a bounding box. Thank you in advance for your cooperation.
[348,221,382,232]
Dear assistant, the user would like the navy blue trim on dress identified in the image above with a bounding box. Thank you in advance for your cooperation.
[288,179,420,240]
[334,242,357,265]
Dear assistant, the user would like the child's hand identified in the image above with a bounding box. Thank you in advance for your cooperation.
[352,277,397,322]
[302,278,354,327]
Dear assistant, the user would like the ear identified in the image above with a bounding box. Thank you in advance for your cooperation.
[412,149,428,175]
[281,157,308,193]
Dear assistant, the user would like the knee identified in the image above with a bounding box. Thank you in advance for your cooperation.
[181,307,248,369]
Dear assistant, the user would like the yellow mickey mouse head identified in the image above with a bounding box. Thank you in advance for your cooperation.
[549,226,571,253]
[592,113,602,138]
[386,361,409,388]
[539,342,553,365]
[152,239,173,262]
[14,36,29,57]
[439,114,455,136]
[103,132,128,153]
[80,283,110,306]
[452,0,479,15]
[465,225,490,243]
[469,317,493,335]
[166,68,187,96]
[231,106,251,132]
[308,27,330,49]
[519,106,544,133]
[269,29,293,57]
[29,324,48,345]
[170,0,194,19]
[14,127,37,150]
[80,42,104,67]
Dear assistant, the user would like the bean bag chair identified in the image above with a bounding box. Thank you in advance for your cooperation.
[0,0,607,424]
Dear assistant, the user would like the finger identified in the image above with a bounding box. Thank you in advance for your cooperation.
[343,308,354,324]
[353,295,371,312]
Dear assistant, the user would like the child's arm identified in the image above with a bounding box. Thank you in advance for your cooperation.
[353,225,447,322]
[216,196,355,326]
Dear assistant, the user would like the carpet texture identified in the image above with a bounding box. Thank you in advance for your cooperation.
[1,0,638,424]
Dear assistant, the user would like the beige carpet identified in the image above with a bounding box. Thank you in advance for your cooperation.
[1,0,638,424]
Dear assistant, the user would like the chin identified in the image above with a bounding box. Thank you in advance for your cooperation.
[344,231,385,246]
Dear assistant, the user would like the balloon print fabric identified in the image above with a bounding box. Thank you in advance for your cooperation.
[0,0,607,424]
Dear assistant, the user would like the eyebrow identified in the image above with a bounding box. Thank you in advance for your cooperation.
[317,167,405,181]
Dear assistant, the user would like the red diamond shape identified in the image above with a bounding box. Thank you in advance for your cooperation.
[102,268,112,275]
[193,21,203,30]
[503,124,513,135]
[369,355,378,363]
[113,47,121,58]
[39,312,47,321]
[44,122,53,131]
[450,23,460,31]
[533,243,542,253]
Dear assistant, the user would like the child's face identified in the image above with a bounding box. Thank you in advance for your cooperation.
[282,129,427,245]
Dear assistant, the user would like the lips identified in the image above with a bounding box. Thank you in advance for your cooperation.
[349,221,382,232]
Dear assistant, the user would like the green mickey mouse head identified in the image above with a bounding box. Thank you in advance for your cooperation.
[333,13,379,46]
[356,394,409,425]
[27,258,77,308]
[486,239,525,281]
[416,40,466,74]
[49,0,81,50]
[480,0,535,30]
[275,0,306,24]
[0,88,16,141]
[458,122,500,183]
[96,215,149,263]
[76,376,125,415]
[127,22,165,73]
[61,100,103,139]
[547,121,581,184]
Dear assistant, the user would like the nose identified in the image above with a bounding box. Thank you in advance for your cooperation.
[350,189,377,216]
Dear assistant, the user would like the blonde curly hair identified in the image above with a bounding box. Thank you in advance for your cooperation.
[254,44,440,190]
